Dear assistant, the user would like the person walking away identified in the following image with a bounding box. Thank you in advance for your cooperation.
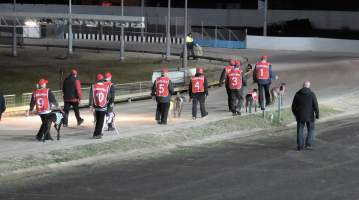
[219,59,236,111]
[151,68,173,125]
[253,55,275,110]
[189,67,208,120]
[104,72,116,131]
[62,69,84,127]
[227,62,247,116]
[292,81,319,151]
[186,33,195,60]
[89,74,113,139]
[27,79,59,141]
[0,91,6,121]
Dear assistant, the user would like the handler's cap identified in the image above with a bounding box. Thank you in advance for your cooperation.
[161,68,169,74]
[71,69,78,75]
[196,67,204,74]
[38,79,48,86]
[105,72,112,79]
[261,55,268,60]
[229,59,236,66]
[96,73,104,81]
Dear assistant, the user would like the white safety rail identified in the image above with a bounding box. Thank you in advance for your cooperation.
[4,95,16,108]
[64,32,184,45]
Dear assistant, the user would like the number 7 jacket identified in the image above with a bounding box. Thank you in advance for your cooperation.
[89,80,114,111]
[253,60,274,85]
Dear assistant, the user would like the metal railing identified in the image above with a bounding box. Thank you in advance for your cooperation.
[4,95,16,108]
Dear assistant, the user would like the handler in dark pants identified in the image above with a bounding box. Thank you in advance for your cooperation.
[62,69,84,127]
[151,68,174,125]
[219,59,235,111]
[189,67,208,120]
[253,55,274,110]
[292,81,319,151]
[89,74,113,139]
[226,62,247,116]
[28,79,59,141]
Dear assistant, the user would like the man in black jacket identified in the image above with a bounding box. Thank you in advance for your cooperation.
[62,69,84,127]
[292,81,319,151]
[0,91,5,121]
[151,68,174,125]
[189,67,208,119]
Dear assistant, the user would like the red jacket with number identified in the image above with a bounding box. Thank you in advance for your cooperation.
[189,73,208,98]
[253,61,273,85]
[151,76,174,103]
[227,68,243,90]
[219,65,234,86]
[89,81,113,111]
[29,88,58,115]
[191,75,205,94]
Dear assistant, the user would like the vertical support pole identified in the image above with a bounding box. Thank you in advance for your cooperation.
[201,21,204,40]
[141,0,144,38]
[278,95,281,123]
[263,0,268,36]
[68,0,73,55]
[120,0,125,61]
[165,0,171,60]
[12,0,17,57]
[182,0,188,68]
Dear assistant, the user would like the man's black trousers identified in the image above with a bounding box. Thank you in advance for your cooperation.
[63,102,82,125]
[36,113,56,140]
[156,102,170,124]
[257,83,271,110]
[94,111,106,136]
[230,89,244,113]
[192,94,207,118]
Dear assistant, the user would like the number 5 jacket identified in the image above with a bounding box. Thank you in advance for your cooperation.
[151,75,174,103]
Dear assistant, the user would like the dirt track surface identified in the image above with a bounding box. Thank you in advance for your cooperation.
[1,48,359,159]
[1,115,359,200]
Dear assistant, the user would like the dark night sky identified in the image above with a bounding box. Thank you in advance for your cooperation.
[1,0,359,11]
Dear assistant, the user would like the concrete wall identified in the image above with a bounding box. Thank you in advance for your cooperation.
[247,35,359,53]
[0,4,358,30]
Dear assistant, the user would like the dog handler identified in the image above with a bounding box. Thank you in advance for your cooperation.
[227,62,247,116]
[189,67,208,120]
[104,72,116,131]
[151,68,174,125]
[219,59,236,111]
[62,69,84,127]
[253,55,274,110]
[27,79,59,141]
[89,74,113,139]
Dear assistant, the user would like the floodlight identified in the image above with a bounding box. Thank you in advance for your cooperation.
[24,19,38,27]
